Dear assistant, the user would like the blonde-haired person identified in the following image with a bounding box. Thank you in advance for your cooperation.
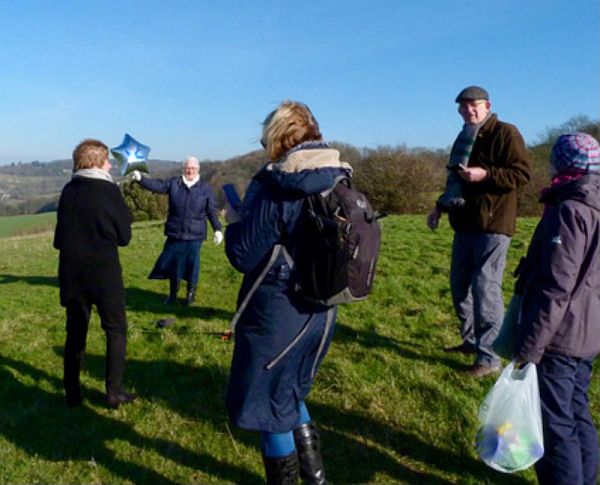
[54,139,136,409]
[260,100,323,160]
[224,101,352,484]
[131,156,222,305]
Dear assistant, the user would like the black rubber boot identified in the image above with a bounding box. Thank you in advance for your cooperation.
[164,279,179,305]
[263,451,300,485]
[184,285,196,306]
[293,422,327,485]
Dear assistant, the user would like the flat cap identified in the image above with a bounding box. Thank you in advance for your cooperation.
[455,86,489,102]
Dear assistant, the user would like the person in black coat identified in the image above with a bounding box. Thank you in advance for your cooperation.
[131,156,222,305]
[54,139,136,409]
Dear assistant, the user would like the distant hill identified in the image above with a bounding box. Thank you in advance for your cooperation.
[0,151,274,216]
[1,115,597,217]
[0,159,186,216]
[0,159,190,177]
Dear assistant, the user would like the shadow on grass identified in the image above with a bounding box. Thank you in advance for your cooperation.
[72,352,459,484]
[74,350,531,485]
[0,277,232,325]
[126,286,234,322]
[6,343,531,485]
[0,273,58,287]
[77,351,231,423]
[0,354,261,484]
[308,400,533,485]
[334,320,469,371]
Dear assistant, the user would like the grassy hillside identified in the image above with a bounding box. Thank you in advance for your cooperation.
[0,215,597,484]
[0,212,56,239]
[0,160,181,216]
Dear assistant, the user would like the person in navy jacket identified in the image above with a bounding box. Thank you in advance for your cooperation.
[224,101,352,484]
[131,156,222,305]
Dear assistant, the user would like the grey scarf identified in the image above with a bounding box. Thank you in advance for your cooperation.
[437,113,491,209]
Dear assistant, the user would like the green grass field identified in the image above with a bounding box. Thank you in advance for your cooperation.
[0,212,57,239]
[0,215,597,484]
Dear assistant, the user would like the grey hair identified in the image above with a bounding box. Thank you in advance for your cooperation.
[183,156,200,168]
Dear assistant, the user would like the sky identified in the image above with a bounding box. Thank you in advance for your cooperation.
[0,0,598,164]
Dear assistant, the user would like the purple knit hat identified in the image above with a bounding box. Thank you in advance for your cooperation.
[551,132,600,174]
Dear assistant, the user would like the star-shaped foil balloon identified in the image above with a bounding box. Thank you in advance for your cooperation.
[110,133,150,176]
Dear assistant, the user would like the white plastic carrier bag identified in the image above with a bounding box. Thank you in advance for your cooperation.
[475,361,544,473]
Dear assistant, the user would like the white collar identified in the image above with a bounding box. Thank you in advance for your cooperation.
[182,175,200,188]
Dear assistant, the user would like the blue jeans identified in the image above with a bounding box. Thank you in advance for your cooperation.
[535,353,598,485]
[450,232,510,367]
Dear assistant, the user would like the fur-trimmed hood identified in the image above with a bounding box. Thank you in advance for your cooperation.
[257,144,353,196]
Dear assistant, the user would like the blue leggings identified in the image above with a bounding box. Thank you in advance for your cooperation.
[260,401,311,458]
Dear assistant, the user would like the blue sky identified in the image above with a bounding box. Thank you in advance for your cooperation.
[0,0,597,164]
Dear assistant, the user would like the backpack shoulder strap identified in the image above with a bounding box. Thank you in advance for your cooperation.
[228,244,293,333]
[306,174,351,213]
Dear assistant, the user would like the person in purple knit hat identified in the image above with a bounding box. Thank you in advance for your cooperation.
[515,132,600,485]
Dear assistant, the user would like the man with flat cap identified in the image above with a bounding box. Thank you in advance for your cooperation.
[427,85,531,377]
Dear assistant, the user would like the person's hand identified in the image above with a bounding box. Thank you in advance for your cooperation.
[458,166,488,183]
[213,230,223,245]
[426,208,441,231]
[130,170,142,182]
[513,357,529,370]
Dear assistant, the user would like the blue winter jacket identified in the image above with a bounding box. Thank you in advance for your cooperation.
[225,143,352,433]
[139,176,221,241]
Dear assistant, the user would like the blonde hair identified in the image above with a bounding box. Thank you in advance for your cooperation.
[72,139,109,171]
[261,100,322,160]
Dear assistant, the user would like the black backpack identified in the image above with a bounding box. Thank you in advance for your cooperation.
[293,177,382,306]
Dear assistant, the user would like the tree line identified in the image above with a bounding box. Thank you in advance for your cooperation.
[122,116,600,221]
[0,116,597,219]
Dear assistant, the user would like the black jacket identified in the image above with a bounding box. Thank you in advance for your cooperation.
[53,176,132,307]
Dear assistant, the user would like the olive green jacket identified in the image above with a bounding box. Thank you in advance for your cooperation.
[443,114,531,236]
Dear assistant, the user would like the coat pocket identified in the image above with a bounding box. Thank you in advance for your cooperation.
[477,193,493,230]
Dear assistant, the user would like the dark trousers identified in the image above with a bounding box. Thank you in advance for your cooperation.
[64,299,127,397]
[535,353,598,485]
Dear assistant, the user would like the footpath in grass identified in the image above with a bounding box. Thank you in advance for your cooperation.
[0,215,596,484]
